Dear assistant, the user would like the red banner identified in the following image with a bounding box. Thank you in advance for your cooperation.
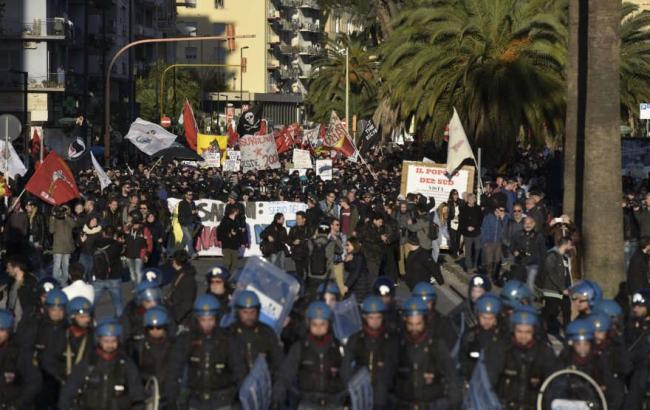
[182,99,198,151]
[274,126,294,154]
[26,152,80,205]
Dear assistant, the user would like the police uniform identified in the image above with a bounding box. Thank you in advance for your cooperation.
[205,266,232,318]
[412,282,458,350]
[168,294,246,410]
[449,275,491,338]
[394,297,461,410]
[228,291,284,377]
[0,310,42,409]
[342,296,397,410]
[273,301,349,410]
[58,319,145,410]
[624,290,650,409]
[120,282,163,356]
[557,320,606,395]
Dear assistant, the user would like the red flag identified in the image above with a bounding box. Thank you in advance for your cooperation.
[326,112,357,157]
[275,127,294,154]
[31,129,41,157]
[227,121,239,147]
[25,152,80,205]
[182,99,198,151]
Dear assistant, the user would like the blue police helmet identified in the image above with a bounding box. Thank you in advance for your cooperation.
[317,281,340,296]
[511,307,539,327]
[566,319,595,342]
[569,280,603,308]
[206,265,230,281]
[235,290,261,309]
[96,318,123,338]
[67,297,93,317]
[140,268,163,287]
[137,286,162,305]
[0,310,14,331]
[412,282,436,303]
[500,280,532,309]
[373,276,396,297]
[469,274,492,292]
[144,306,170,328]
[631,289,650,308]
[588,312,612,334]
[592,299,623,319]
[45,289,68,308]
[37,276,60,295]
[361,296,387,314]
[402,296,428,317]
[306,301,333,321]
[193,294,221,317]
[474,293,502,315]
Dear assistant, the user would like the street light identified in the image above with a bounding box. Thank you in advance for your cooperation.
[240,46,249,106]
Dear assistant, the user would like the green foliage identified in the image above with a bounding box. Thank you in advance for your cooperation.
[307,35,380,123]
[380,0,566,158]
[135,61,200,123]
[621,2,650,132]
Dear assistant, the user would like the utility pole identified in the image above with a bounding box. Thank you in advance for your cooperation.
[345,47,349,136]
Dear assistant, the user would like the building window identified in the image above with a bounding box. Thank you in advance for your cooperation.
[214,47,226,64]
[213,23,226,36]
[185,47,198,60]
[215,0,224,8]
[335,16,341,34]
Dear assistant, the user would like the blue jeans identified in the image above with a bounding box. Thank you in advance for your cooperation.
[181,226,196,257]
[78,253,94,279]
[268,251,286,271]
[625,240,638,273]
[526,264,540,292]
[125,258,143,284]
[52,253,71,285]
[92,279,123,317]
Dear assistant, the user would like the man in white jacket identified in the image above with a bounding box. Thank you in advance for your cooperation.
[62,262,95,304]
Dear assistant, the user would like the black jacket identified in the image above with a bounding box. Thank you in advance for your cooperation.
[177,199,195,227]
[404,247,444,290]
[627,248,650,295]
[27,212,48,247]
[459,204,483,237]
[539,248,570,294]
[260,223,288,255]
[624,207,640,242]
[92,237,123,280]
[217,217,244,250]
[344,252,371,302]
[164,265,198,327]
[288,224,312,260]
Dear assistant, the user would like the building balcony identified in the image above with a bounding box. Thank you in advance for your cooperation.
[298,22,320,33]
[268,9,281,21]
[267,58,281,70]
[0,18,72,41]
[268,34,281,45]
[28,73,66,92]
[272,19,293,32]
[298,0,320,9]
[297,45,322,56]
[277,44,294,55]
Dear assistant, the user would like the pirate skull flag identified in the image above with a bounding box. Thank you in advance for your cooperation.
[236,105,263,137]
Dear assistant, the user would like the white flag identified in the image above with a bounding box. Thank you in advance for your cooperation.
[90,152,111,191]
[0,140,27,179]
[446,107,476,174]
[125,118,177,156]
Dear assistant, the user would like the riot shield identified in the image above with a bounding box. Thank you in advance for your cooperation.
[144,376,159,410]
[332,295,362,343]
[221,256,300,334]
[462,355,501,410]
[239,356,272,410]
[348,367,373,410]
[537,369,607,410]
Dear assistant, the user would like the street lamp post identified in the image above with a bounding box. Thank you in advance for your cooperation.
[344,48,350,136]
[240,46,249,107]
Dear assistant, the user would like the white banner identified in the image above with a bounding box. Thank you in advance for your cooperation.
[125,118,177,156]
[223,159,241,172]
[168,199,308,256]
[292,149,312,169]
[316,159,333,181]
[400,161,474,206]
[227,149,241,161]
[0,140,27,179]
[201,151,221,168]
[240,134,280,172]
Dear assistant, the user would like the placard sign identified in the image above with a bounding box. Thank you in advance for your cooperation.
[292,149,312,169]
[240,134,280,172]
[316,159,333,181]
[400,161,475,205]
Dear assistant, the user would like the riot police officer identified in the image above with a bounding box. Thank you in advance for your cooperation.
[120,281,163,356]
[317,281,341,309]
[393,296,461,409]
[342,296,397,410]
[485,307,558,410]
[592,299,625,337]
[169,294,246,410]
[57,297,94,380]
[568,280,603,320]
[273,301,349,409]
[228,290,283,378]
[498,280,533,333]
[15,277,60,347]
[561,319,605,387]
[459,293,505,382]
[411,282,456,349]
[0,309,41,409]
[372,277,400,334]
[59,318,145,410]
[133,305,175,409]
[206,266,232,316]
[450,274,491,338]
[625,289,650,409]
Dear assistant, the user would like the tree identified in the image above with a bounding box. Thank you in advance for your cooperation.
[307,35,380,124]
[380,0,567,162]
[620,2,650,136]
[135,61,200,123]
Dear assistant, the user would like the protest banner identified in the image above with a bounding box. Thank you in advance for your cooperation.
[400,161,474,206]
[223,159,240,172]
[316,159,333,181]
[240,134,280,172]
[201,150,221,168]
[292,149,312,169]
[167,199,307,256]
[227,149,241,161]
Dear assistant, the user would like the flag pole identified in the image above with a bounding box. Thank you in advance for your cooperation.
[475,148,483,205]
[8,189,26,213]
[346,134,377,179]
[149,156,164,174]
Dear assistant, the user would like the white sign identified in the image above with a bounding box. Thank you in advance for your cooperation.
[201,150,221,168]
[240,134,280,172]
[168,199,307,257]
[400,161,475,206]
[292,149,312,169]
[316,159,333,181]
[223,159,241,172]
[227,149,241,161]
[641,103,650,120]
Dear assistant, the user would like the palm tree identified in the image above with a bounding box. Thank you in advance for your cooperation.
[307,35,380,124]
[379,0,566,162]
[620,2,650,136]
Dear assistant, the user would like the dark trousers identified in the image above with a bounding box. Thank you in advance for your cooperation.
[449,228,460,256]
[543,296,571,336]
[294,258,308,280]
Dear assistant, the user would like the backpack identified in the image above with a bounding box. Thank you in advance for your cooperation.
[310,240,328,276]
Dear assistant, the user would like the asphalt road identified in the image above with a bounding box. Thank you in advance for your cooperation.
[94,256,466,320]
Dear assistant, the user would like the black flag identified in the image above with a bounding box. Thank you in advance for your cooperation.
[359,120,380,155]
[236,105,263,136]
[67,137,92,174]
